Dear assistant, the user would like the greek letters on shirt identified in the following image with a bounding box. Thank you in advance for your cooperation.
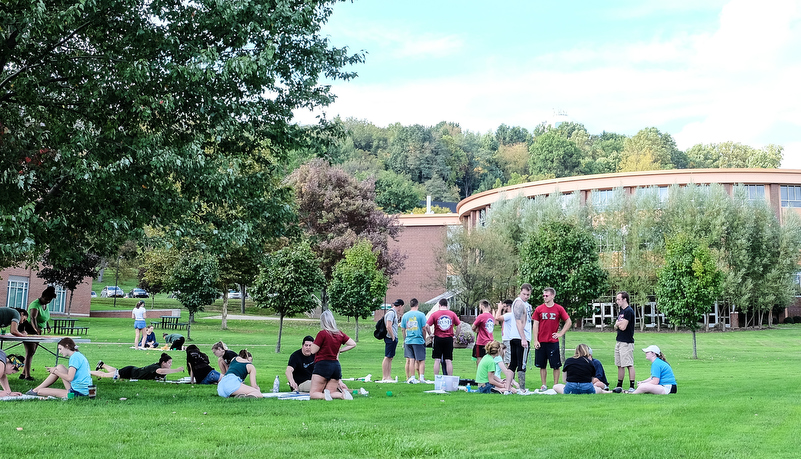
[540,312,558,321]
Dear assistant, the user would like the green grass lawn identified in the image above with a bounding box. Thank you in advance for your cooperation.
[4,315,800,458]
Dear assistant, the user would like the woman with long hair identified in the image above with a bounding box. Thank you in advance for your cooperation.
[27,338,91,398]
[132,300,147,349]
[217,350,262,398]
[553,343,599,394]
[309,310,356,400]
[632,345,677,394]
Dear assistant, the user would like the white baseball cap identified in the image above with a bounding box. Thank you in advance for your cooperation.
[642,345,661,354]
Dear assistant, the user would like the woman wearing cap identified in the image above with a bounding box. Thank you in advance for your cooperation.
[132,300,147,349]
[633,345,677,394]
[27,338,91,398]
[0,349,24,397]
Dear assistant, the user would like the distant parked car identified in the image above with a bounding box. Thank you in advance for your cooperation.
[128,288,149,298]
[91,291,97,298]
[228,290,243,299]
[100,286,124,298]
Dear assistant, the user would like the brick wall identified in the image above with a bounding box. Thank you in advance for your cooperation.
[386,225,447,306]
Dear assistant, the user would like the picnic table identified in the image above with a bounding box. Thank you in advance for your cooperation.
[51,318,89,335]
[150,316,189,331]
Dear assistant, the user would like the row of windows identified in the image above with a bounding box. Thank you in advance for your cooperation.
[6,277,66,313]
[588,185,777,210]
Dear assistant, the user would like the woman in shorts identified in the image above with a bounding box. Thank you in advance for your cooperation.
[132,300,147,349]
[27,338,91,398]
[309,310,356,400]
[632,345,677,394]
[217,350,261,398]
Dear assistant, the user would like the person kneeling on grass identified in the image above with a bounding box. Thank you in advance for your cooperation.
[0,350,24,397]
[92,353,184,380]
[162,333,185,350]
[186,345,221,385]
[27,338,91,398]
[475,341,515,394]
[553,344,601,394]
[309,310,356,401]
[631,345,677,395]
[217,350,262,398]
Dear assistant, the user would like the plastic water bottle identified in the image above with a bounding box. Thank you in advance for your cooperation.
[466,383,471,393]
[272,375,280,393]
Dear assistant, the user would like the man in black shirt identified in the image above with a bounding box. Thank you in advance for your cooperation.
[286,336,315,392]
[613,291,636,393]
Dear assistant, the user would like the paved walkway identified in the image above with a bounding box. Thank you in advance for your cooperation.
[201,314,317,322]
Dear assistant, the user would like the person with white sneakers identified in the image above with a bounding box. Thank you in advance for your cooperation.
[400,298,428,384]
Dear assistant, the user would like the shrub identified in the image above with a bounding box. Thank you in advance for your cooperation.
[793,316,801,324]
[783,317,794,324]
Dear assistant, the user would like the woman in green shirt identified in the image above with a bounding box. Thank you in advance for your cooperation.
[22,286,57,380]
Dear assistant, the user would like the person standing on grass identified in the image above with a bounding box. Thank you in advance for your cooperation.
[21,286,57,380]
[509,283,533,392]
[472,300,495,368]
[286,335,316,392]
[632,345,677,395]
[494,299,515,368]
[27,338,91,398]
[217,350,262,398]
[212,341,238,374]
[381,299,404,382]
[309,310,356,400]
[132,300,147,349]
[400,298,427,384]
[532,287,572,391]
[426,298,460,376]
[92,353,184,380]
[613,291,636,393]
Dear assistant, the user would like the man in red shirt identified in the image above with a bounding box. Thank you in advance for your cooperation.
[426,298,460,376]
[471,299,495,368]
[532,287,572,390]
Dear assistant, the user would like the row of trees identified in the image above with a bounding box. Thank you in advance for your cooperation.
[445,184,801,357]
[299,118,784,213]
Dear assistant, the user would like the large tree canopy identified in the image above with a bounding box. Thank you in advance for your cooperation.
[0,0,362,267]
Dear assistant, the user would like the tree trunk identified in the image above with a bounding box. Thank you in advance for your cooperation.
[560,333,566,364]
[692,330,697,359]
[67,290,74,318]
[276,314,284,353]
[187,311,194,340]
[355,316,359,342]
[240,284,246,314]
[321,288,329,310]
[769,309,774,328]
[221,292,228,330]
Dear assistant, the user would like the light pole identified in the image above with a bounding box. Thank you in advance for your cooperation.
[113,256,122,308]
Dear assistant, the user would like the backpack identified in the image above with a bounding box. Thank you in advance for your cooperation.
[374,315,387,340]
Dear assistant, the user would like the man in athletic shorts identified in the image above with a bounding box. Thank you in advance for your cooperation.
[400,298,427,383]
[613,291,636,393]
[509,283,532,391]
[471,299,495,368]
[426,298,460,376]
[532,287,572,390]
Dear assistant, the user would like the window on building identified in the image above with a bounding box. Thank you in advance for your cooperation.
[6,276,29,309]
[636,186,669,204]
[744,185,765,201]
[560,193,574,210]
[50,286,66,314]
[592,189,614,210]
[781,186,801,207]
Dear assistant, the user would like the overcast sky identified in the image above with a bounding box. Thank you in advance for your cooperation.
[294,0,801,168]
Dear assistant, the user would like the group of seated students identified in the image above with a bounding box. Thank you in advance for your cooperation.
[138,326,186,350]
[475,341,676,395]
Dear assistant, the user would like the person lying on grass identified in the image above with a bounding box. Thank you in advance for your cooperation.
[91,353,184,380]
[27,338,91,398]
[217,349,262,398]
[0,350,24,397]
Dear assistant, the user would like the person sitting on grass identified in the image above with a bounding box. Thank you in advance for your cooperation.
[91,353,184,380]
[211,341,238,374]
[217,349,262,398]
[0,350,24,397]
[162,333,185,350]
[186,345,221,385]
[27,338,91,398]
[632,345,677,395]
[589,347,610,391]
[475,341,514,394]
[139,326,158,349]
[553,344,600,394]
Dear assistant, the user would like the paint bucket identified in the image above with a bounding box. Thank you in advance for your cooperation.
[88,385,97,399]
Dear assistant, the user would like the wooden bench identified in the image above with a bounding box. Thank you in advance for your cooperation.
[64,327,89,335]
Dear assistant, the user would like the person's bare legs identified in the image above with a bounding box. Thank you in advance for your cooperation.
[134,328,141,349]
[416,360,425,380]
[22,342,37,379]
[553,369,561,387]
[325,379,343,399]
[231,383,263,398]
[381,356,392,381]
[32,364,69,397]
[540,368,548,387]
[405,358,413,380]
[433,358,441,376]
[90,363,119,379]
[309,374,329,400]
[632,382,663,394]
[553,383,565,394]
[444,359,453,376]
